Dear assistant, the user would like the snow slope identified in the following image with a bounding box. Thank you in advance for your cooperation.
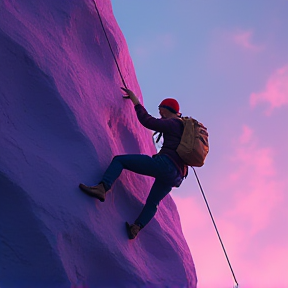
[0,0,197,287]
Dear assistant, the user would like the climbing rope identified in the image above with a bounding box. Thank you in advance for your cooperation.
[92,0,128,89]
[92,3,238,286]
[192,167,239,288]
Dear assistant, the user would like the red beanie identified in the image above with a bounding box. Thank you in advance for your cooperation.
[159,98,180,114]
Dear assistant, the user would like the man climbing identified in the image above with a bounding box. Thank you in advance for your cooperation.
[79,87,188,239]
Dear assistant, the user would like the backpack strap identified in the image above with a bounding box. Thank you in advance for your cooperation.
[153,131,163,143]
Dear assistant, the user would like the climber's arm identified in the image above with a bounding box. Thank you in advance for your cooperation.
[121,87,172,133]
[134,104,172,133]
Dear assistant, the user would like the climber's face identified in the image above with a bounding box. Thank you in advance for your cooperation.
[159,107,169,119]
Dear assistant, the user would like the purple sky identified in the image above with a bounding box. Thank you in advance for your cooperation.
[111,1,288,287]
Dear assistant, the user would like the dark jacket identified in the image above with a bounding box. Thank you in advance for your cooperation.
[135,104,188,177]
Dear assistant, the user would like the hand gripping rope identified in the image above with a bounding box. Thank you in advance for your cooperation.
[92,1,239,287]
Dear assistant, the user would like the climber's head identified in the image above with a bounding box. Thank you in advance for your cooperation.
[158,98,181,118]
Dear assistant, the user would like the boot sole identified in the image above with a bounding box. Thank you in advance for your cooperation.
[79,184,105,202]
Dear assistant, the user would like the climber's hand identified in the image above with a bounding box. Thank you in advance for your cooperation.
[121,87,133,98]
[121,88,130,99]
[121,87,140,105]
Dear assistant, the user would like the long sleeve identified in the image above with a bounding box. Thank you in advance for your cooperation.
[134,104,173,133]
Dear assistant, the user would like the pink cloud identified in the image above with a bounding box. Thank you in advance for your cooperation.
[220,125,286,285]
[172,195,234,288]
[250,65,288,114]
[206,28,264,75]
[228,125,282,232]
[232,30,263,51]
[133,33,176,61]
[173,124,287,287]
[238,125,253,144]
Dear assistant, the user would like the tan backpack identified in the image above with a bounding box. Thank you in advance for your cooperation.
[176,117,209,167]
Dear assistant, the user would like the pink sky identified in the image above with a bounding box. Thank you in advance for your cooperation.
[172,42,288,286]
[112,1,288,287]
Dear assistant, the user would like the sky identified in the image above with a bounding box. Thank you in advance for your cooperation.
[110,1,288,288]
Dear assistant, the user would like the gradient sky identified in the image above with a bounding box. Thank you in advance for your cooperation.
[111,1,288,287]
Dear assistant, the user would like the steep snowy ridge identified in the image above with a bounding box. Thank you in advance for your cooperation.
[0,0,197,287]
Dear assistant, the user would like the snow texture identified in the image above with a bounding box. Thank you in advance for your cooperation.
[0,0,197,287]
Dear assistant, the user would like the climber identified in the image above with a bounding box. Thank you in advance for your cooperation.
[79,87,188,239]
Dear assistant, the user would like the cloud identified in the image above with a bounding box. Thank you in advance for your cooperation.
[173,124,287,287]
[250,65,288,114]
[132,33,176,62]
[238,125,253,144]
[217,125,286,286]
[232,30,263,52]
[172,195,234,288]
[206,28,264,77]
[227,125,283,233]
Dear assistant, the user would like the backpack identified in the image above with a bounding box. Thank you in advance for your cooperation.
[176,117,209,167]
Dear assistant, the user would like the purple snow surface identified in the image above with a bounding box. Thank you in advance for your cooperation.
[0,0,197,287]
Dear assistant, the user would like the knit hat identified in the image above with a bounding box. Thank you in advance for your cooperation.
[158,98,180,114]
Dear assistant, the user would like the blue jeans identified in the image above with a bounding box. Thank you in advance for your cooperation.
[101,154,183,227]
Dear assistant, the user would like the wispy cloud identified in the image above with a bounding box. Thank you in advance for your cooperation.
[173,124,286,287]
[132,33,176,62]
[238,125,253,144]
[232,30,263,52]
[227,125,282,233]
[250,65,288,114]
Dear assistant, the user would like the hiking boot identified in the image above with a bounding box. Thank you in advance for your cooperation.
[79,183,106,202]
[125,222,141,240]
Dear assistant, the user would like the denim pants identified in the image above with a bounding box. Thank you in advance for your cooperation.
[101,154,183,227]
